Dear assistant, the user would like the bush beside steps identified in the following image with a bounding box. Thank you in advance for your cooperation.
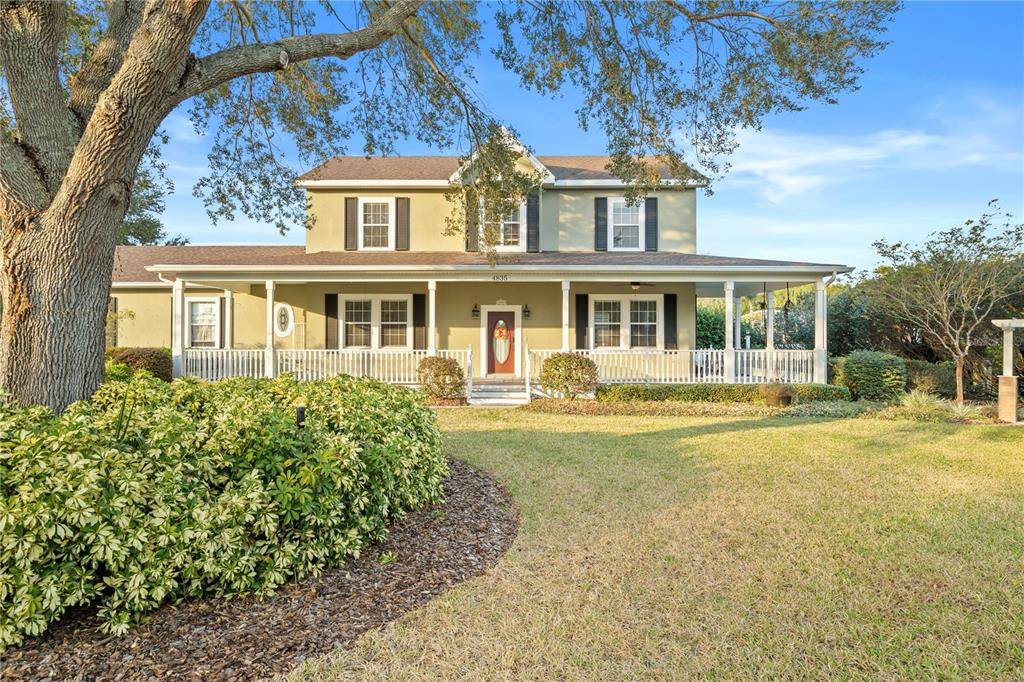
[0,369,446,650]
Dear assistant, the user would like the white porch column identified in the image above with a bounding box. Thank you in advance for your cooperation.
[223,289,234,349]
[734,295,742,348]
[723,281,736,382]
[264,280,276,378]
[427,280,437,355]
[561,279,571,351]
[171,278,185,377]
[813,279,827,383]
[765,291,775,351]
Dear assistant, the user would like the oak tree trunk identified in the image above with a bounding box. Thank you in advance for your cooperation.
[0,192,126,411]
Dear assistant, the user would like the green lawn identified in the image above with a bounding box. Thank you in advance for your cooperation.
[292,410,1024,680]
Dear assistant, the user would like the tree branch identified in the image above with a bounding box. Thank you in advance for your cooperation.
[68,0,147,125]
[0,1,80,196]
[0,133,49,221]
[173,0,423,106]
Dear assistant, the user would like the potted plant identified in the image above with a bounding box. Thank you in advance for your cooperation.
[759,382,795,407]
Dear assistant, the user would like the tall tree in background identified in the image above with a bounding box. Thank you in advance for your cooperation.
[116,148,186,246]
[863,202,1024,404]
[1,0,899,411]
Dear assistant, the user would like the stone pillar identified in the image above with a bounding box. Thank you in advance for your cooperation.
[994,323,1020,424]
[723,281,735,382]
[171,278,185,377]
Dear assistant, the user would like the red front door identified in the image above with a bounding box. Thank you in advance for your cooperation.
[487,311,516,374]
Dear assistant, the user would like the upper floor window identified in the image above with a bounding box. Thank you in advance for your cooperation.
[481,199,527,252]
[609,198,644,251]
[358,197,396,250]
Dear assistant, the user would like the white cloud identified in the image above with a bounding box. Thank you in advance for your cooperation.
[720,97,1023,202]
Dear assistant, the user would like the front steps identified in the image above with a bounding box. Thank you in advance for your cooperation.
[469,378,530,406]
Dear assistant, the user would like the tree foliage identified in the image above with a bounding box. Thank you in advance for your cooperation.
[0,0,899,411]
[861,202,1024,402]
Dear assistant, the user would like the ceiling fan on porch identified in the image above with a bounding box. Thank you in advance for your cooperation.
[628,281,655,291]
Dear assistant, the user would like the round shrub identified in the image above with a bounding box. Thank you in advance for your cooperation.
[106,347,173,382]
[836,350,907,401]
[539,352,598,399]
[417,356,466,401]
[0,374,446,649]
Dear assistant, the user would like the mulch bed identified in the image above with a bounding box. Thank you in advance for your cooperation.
[2,459,517,682]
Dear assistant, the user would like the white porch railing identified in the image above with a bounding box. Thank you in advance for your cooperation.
[276,348,470,383]
[735,349,814,384]
[528,348,815,385]
[182,348,472,385]
[184,349,264,380]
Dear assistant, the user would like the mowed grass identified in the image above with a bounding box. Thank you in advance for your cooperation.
[292,411,1024,680]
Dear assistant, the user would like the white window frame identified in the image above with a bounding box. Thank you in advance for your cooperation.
[607,197,645,252]
[479,198,528,253]
[589,294,663,350]
[357,196,396,251]
[186,296,221,349]
[339,294,413,350]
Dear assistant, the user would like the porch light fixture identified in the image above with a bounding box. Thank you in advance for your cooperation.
[471,303,480,318]
[523,305,531,319]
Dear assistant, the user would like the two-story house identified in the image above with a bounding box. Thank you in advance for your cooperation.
[110,151,850,403]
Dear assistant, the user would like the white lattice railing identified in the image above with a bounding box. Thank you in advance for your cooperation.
[183,349,264,380]
[528,348,815,385]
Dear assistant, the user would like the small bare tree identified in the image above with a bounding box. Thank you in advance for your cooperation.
[865,202,1024,403]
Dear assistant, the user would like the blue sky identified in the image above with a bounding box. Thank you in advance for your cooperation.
[159,1,1024,272]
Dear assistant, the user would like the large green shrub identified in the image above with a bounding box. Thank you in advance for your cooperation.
[417,356,466,401]
[904,359,957,398]
[836,350,907,401]
[0,374,445,649]
[105,347,173,382]
[539,352,599,399]
[595,382,850,404]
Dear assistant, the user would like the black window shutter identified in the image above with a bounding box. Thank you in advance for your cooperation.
[594,197,607,251]
[575,294,589,349]
[465,191,479,252]
[663,293,677,350]
[412,293,426,350]
[645,197,658,251]
[526,190,540,252]
[344,197,358,250]
[395,197,410,250]
[325,294,339,349]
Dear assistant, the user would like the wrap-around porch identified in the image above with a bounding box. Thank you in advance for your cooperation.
[171,275,831,393]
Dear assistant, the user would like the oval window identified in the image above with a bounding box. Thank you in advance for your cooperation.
[273,303,294,337]
[492,319,510,364]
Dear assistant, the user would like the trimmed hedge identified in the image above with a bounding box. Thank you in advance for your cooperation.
[105,347,173,382]
[0,373,445,649]
[417,356,466,401]
[525,398,780,417]
[595,382,850,404]
[539,352,599,399]
[834,351,907,401]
